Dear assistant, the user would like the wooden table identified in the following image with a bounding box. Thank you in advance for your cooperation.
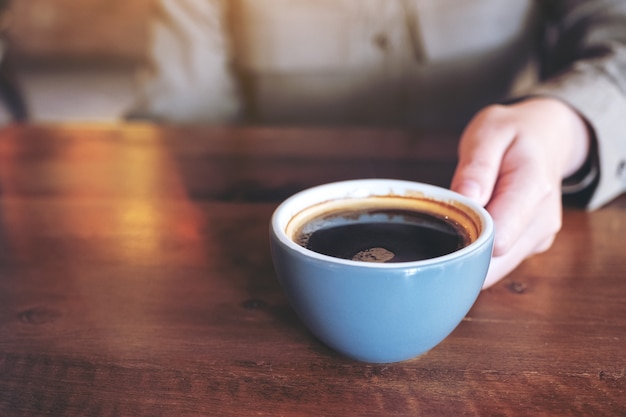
[0,123,624,416]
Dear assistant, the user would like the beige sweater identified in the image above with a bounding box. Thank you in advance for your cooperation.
[128,0,626,209]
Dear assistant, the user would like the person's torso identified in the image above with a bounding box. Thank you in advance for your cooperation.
[230,0,543,128]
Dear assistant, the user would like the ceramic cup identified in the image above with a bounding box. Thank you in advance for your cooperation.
[270,179,494,363]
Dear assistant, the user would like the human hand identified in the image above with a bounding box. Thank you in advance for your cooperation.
[451,97,590,288]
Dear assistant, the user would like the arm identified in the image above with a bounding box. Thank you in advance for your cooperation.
[451,0,626,288]
[530,0,626,209]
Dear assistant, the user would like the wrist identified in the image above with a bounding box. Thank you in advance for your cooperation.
[558,101,592,179]
[517,96,591,178]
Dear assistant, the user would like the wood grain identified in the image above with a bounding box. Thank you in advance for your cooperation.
[0,123,624,417]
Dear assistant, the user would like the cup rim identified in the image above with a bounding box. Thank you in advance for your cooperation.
[271,179,494,269]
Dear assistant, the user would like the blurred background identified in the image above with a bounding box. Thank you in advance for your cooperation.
[0,0,149,124]
[0,0,536,128]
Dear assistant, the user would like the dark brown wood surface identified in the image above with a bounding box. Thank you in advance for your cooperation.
[0,123,624,417]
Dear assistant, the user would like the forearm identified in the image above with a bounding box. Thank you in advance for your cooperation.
[518,0,626,209]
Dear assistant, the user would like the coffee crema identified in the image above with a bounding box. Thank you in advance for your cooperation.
[287,195,480,263]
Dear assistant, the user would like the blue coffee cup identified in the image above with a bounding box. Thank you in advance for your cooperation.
[270,179,494,363]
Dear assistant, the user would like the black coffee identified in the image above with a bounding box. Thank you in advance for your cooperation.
[294,208,470,263]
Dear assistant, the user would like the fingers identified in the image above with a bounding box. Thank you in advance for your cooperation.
[483,235,558,289]
[483,234,556,289]
[482,188,561,289]
[485,154,559,256]
[451,100,570,289]
[451,105,515,207]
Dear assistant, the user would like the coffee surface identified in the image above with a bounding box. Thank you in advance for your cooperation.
[294,208,469,263]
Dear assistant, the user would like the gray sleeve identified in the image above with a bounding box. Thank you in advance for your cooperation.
[525,0,626,209]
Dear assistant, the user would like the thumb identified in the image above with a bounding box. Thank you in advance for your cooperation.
[450,114,515,207]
